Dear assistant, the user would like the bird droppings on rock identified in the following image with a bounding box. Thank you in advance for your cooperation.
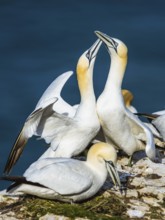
[127,209,145,218]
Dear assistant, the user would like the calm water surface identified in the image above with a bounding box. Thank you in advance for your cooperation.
[0,0,165,190]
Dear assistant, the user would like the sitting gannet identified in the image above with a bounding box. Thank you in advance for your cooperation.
[1,142,121,202]
[4,39,102,174]
[95,31,156,162]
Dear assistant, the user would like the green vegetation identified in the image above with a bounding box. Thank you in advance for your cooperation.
[0,193,127,220]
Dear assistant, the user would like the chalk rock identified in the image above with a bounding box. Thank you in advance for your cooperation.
[127,209,145,218]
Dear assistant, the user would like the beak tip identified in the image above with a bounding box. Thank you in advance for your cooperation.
[95,30,101,37]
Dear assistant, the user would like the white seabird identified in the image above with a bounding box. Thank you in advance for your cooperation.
[4,39,102,174]
[95,30,156,162]
[2,142,121,202]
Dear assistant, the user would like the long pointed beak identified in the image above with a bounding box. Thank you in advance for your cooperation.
[87,39,102,61]
[106,161,121,188]
[95,31,117,52]
[95,31,112,44]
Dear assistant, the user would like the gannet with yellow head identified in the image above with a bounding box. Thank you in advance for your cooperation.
[4,39,102,174]
[95,31,156,162]
[1,142,121,202]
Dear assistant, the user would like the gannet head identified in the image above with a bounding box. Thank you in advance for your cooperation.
[95,31,128,59]
[76,39,102,77]
[122,89,134,107]
[87,142,121,187]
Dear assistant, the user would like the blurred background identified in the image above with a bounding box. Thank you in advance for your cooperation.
[0,0,165,190]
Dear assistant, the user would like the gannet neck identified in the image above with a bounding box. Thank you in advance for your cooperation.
[95,30,128,104]
[98,55,127,109]
[76,64,96,120]
[104,55,127,93]
[77,64,95,103]
[75,39,101,120]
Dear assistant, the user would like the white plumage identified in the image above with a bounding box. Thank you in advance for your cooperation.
[6,142,121,202]
[4,39,102,173]
[136,111,165,141]
[95,31,156,161]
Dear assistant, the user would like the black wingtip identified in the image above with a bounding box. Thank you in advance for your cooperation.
[135,112,159,122]
[0,175,46,192]
[3,128,28,175]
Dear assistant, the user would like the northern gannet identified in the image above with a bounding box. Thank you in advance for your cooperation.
[1,142,121,202]
[4,39,102,174]
[95,31,156,161]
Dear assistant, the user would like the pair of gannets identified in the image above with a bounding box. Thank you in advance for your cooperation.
[4,33,145,175]
[1,142,121,202]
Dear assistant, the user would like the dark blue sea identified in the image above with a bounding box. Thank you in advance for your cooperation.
[0,0,165,190]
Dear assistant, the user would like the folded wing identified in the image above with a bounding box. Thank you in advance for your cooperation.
[24,158,93,195]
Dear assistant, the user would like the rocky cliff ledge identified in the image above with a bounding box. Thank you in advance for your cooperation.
[0,152,165,220]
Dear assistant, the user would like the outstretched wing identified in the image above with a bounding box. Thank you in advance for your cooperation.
[4,71,74,174]
[35,71,75,117]
[4,100,57,174]
[37,108,76,146]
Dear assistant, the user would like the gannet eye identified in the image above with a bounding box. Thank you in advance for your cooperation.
[106,160,114,167]
[86,51,90,60]
[114,41,118,48]
[106,38,118,53]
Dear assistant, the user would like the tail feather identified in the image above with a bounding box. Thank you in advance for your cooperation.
[0,175,45,192]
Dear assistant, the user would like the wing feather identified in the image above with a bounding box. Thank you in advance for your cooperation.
[35,71,73,110]
[4,71,74,174]
[4,101,57,174]
[24,158,93,195]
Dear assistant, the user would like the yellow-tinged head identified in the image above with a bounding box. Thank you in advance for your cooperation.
[122,89,134,107]
[87,142,121,187]
[87,142,117,164]
[77,39,102,75]
[95,31,128,60]
[76,39,102,91]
